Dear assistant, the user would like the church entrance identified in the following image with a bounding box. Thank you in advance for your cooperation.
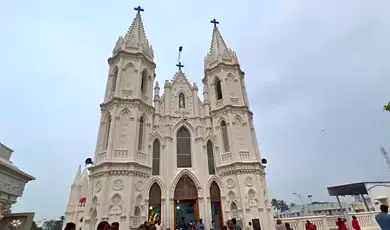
[210,182,223,230]
[174,175,199,230]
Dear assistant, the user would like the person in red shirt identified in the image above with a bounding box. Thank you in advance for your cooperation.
[336,217,348,230]
[305,221,317,230]
[352,216,361,230]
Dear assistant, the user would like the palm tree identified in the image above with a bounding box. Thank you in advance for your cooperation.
[271,199,279,210]
[384,101,390,112]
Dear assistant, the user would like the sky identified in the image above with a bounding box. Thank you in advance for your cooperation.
[0,0,389,221]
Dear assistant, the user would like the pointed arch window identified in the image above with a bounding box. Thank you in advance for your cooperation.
[214,77,223,100]
[148,183,161,225]
[207,141,215,175]
[221,120,230,152]
[152,140,160,175]
[137,116,144,151]
[177,127,191,168]
[179,92,185,108]
[141,70,148,94]
[103,115,112,151]
[111,67,118,93]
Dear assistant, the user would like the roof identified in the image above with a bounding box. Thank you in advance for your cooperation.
[327,181,390,196]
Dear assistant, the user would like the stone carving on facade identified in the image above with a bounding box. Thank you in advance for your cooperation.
[112,179,124,191]
[108,193,123,216]
[226,178,235,189]
[244,176,253,187]
[95,181,102,192]
[135,181,144,191]
[0,173,25,197]
[118,111,131,149]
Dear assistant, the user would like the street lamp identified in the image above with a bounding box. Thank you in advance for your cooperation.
[308,195,313,214]
[293,193,306,216]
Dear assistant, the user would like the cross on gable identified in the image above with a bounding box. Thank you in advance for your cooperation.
[134,6,144,15]
[210,19,219,27]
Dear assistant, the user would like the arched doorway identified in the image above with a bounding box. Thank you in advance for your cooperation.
[174,175,199,230]
[148,183,162,225]
[210,181,223,230]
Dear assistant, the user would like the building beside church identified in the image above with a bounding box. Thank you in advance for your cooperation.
[0,142,35,221]
[64,6,274,230]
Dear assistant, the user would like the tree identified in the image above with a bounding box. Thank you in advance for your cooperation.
[290,203,296,207]
[384,101,390,112]
[41,217,64,230]
[31,221,42,230]
[271,199,290,212]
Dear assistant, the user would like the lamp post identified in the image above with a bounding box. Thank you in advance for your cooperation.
[293,193,306,216]
[308,195,313,215]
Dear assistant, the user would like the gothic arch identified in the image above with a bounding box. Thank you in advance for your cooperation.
[170,169,202,198]
[172,120,196,137]
[112,65,119,73]
[141,69,149,93]
[213,76,223,100]
[118,109,132,117]
[124,62,135,70]
[216,117,228,127]
[207,176,224,195]
[149,130,164,143]
[146,177,166,198]
[203,130,216,145]
[233,115,243,124]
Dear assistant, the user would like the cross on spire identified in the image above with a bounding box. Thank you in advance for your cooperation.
[210,19,219,27]
[176,62,184,71]
[134,6,144,15]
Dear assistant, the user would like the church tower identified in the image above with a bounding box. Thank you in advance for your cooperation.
[203,19,274,229]
[83,6,156,230]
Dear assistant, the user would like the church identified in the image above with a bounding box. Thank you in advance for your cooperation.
[64,6,274,230]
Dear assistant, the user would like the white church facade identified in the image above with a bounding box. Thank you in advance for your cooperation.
[64,6,274,230]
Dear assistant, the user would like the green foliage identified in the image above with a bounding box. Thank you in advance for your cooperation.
[290,203,296,207]
[40,217,64,230]
[271,199,290,212]
[31,221,42,230]
[384,101,390,112]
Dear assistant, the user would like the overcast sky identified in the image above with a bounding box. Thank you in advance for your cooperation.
[0,0,389,221]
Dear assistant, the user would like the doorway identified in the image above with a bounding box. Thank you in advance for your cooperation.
[210,182,223,230]
[174,175,199,230]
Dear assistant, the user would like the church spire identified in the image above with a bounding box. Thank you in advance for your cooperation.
[73,165,82,184]
[205,19,239,70]
[112,6,154,61]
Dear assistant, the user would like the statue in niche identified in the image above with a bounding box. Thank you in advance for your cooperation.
[179,93,185,108]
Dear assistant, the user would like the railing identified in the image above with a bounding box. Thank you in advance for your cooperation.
[276,212,380,230]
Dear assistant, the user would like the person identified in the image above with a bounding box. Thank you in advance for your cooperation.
[64,222,76,230]
[156,221,162,230]
[210,220,215,230]
[336,218,347,230]
[276,219,287,230]
[376,204,390,230]
[227,220,235,230]
[232,218,242,230]
[352,216,361,230]
[111,222,119,230]
[198,219,205,230]
[285,223,293,230]
[246,222,252,230]
[305,221,316,230]
[97,221,111,230]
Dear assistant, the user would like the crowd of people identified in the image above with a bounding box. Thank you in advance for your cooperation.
[63,217,247,230]
[275,215,361,230]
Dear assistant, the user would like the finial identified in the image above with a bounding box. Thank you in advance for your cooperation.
[210,19,219,28]
[176,46,184,71]
[134,6,144,15]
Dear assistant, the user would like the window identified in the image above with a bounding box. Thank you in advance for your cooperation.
[207,141,215,175]
[177,127,191,168]
[141,70,148,94]
[221,120,230,152]
[111,67,118,93]
[103,115,111,151]
[137,117,144,151]
[179,92,185,108]
[152,140,160,175]
[214,77,223,100]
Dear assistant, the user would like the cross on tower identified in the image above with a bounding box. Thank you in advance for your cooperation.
[176,62,184,71]
[134,6,144,15]
[210,19,219,27]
